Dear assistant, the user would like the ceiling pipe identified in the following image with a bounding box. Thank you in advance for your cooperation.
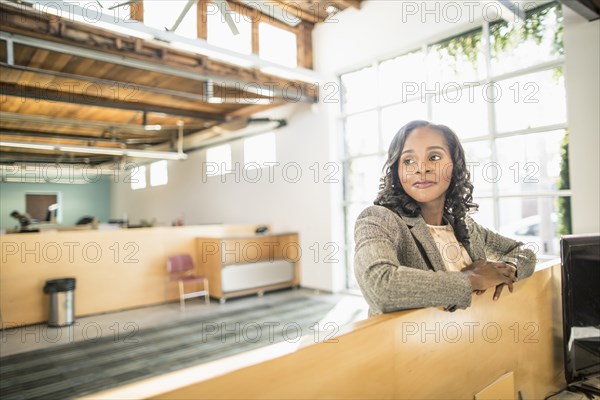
[0,140,187,160]
[177,120,184,156]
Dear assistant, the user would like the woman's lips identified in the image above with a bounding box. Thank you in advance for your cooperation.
[413,181,436,189]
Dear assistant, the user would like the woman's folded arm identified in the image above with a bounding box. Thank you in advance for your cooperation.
[354,208,472,314]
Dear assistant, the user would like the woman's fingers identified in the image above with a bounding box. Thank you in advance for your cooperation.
[464,260,519,292]
[495,262,517,282]
[493,280,515,301]
[493,284,505,301]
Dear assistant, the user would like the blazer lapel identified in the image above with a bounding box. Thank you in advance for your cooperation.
[463,225,485,262]
[399,214,446,272]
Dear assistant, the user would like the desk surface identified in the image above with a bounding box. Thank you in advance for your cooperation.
[195,231,298,240]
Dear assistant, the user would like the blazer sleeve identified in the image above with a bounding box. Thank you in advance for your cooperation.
[354,206,473,313]
[466,216,537,280]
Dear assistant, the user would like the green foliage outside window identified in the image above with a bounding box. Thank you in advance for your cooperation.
[489,2,564,57]
[436,1,563,77]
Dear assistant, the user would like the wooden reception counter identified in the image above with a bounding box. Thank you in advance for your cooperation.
[88,260,565,400]
[0,225,276,327]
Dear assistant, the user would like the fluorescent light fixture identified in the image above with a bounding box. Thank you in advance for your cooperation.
[2,177,89,184]
[170,41,254,68]
[238,98,272,105]
[0,163,124,178]
[0,141,55,151]
[1,140,186,160]
[244,86,274,98]
[208,97,225,104]
[260,66,319,83]
[59,145,187,160]
[59,145,125,156]
[124,149,187,160]
[144,125,162,131]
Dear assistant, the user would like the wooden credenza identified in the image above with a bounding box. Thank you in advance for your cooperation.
[195,233,300,303]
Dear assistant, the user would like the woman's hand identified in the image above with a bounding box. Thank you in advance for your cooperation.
[461,260,517,297]
[474,283,514,300]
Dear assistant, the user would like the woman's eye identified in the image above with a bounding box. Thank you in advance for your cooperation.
[402,159,414,165]
[430,154,442,161]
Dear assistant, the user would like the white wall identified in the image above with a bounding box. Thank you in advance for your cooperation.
[562,7,600,234]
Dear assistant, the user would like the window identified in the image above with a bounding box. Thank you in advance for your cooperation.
[490,5,563,76]
[340,2,568,289]
[206,144,232,176]
[258,23,297,68]
[244,133,276,169]
[150,160,168,187]
[207,5,252,54]
[130,165,146,190]
[144,1,198,39]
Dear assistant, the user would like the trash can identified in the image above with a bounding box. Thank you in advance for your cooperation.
[43,278,76,327]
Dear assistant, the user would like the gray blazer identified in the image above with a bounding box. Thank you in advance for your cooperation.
[354,205,536,317]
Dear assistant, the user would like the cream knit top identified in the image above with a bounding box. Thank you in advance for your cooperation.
[426,223,473,272]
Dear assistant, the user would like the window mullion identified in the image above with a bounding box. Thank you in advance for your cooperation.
[482,20,501,231]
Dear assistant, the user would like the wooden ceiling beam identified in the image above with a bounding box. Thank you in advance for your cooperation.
[0,62,268,105]
[0,84,226,121]
[0,2,319,103]
[0,111,179,134]
[263,0,320,24]
[228,0,320,25]
[329,0,362,10]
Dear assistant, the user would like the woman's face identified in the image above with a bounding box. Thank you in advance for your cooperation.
[397,127,454,206]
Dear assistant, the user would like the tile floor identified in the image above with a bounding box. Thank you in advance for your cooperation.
[0,288,369,357]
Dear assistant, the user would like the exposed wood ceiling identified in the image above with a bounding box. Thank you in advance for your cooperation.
[0,0,363,168]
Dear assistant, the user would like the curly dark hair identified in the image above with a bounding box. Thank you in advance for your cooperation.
[374,120,478,245]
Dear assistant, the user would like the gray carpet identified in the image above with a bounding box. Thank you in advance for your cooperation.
[0,296,336,400]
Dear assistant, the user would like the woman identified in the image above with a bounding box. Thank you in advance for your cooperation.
[354,120,536,317]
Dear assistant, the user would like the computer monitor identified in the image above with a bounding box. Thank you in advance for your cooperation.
[560,234,600,386]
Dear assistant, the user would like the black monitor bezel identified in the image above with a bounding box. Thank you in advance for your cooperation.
[560,233,600,384]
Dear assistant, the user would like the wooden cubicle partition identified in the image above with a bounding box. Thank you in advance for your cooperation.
[88,261,565,400]
[0,225,261,327]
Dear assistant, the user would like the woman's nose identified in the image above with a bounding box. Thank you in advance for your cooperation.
[415,162,433,174]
